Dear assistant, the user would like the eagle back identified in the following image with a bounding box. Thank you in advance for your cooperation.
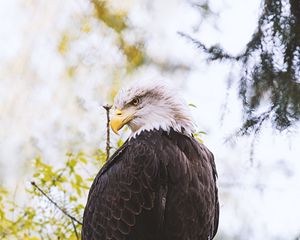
[82,129,219,240]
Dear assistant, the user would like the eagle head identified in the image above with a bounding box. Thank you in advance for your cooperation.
[110,80,195,136]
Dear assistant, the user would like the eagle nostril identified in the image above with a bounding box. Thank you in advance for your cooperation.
[116,109,122,116]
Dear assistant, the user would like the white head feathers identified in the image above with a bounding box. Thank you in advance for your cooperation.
[113,80,195,137]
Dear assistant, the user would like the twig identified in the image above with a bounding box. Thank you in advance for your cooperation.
[103,104,112,160]
[31,181,83,225]
[178,31,245,61]
[71,219,79,240]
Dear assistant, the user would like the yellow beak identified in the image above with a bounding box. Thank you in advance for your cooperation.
[110,109,133,134]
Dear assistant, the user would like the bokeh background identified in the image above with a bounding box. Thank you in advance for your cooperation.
[1,0,300,239]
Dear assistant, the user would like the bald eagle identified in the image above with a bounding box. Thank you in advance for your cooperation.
[82,81,219,240]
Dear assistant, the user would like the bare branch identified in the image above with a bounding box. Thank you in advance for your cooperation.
[31,181,83,225]
[103,104,112,160]
[71,219,79,240]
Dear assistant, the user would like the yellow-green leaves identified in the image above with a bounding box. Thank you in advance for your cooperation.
[92,0,127,33]
[194,131,207,144]
[57,33,71,55]
[120,39,144,71]
[188,103,197,108]
[92,0,145,71]
[0,149,108,239]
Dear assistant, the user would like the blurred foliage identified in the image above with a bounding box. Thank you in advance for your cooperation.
[0,150,107,239]
[92,0,127,33]
[57,33,71,55]
[0,129,205,239]
[239,0,300,133]
[193,130,206,143]
[0,1,210,239]
[0,104,204,240]
[1,2,145,238]
[188,103,206,143]
[91,0,144,71]
[181,0,300,134]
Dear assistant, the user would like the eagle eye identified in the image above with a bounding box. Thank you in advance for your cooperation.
[131,97,140,106]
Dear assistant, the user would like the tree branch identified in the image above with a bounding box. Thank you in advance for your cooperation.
[103,104,112,160]
[31,181,83,225]
[178,31,245,61]
[71,219,79,240]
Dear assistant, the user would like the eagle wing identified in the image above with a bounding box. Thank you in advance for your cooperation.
[82,140,162,240]
[82,130,219,240]
[160,134,219,240]
[209,149,219,238]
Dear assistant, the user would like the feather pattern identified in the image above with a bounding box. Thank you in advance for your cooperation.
[82,129,219,240]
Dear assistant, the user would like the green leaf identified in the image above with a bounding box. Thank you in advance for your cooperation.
[188,103,197,108]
